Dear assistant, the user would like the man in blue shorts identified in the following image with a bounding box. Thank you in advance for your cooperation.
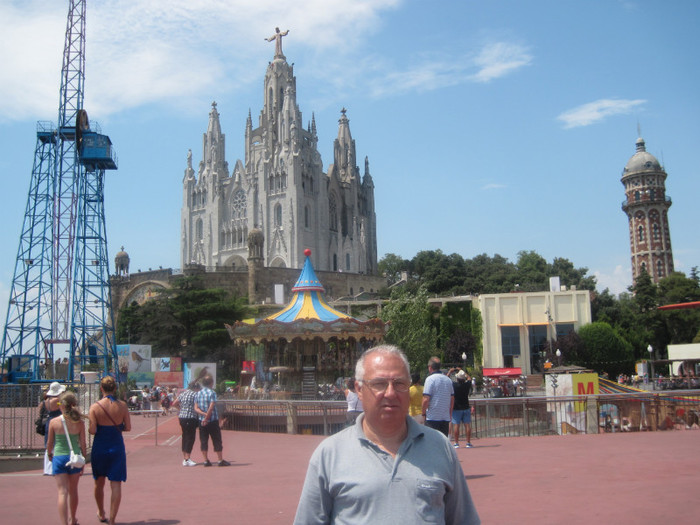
[452,370,473,448]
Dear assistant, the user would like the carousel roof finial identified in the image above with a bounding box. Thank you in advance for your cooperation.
[292,249,324,293]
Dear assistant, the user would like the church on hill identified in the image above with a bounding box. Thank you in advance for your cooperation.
[181,29,378,275]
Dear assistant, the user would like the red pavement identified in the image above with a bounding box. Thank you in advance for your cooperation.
[2,413,699,524]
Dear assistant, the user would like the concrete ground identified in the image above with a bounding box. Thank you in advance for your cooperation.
[1,412,698,524]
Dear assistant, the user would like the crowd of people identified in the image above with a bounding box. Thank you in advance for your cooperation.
[39,371,233,524]
[42,377,130,525]
[39,351,480,524]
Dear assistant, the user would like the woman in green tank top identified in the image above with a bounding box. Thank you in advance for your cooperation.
[46,391,87,525]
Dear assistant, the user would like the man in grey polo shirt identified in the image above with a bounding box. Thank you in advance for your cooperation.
[422,356,455,437]
[294,345,480,524]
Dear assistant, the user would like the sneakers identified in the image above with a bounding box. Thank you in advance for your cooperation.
[453,443,460,448]
[203,460,213,467]
[218,460,231,467]
[465,443,474,448]
[182,459,197,467]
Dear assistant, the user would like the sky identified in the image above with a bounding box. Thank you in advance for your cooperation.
[1,0,699,330]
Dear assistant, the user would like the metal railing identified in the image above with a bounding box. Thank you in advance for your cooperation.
[3,387,699,450]
[0,383,99,452]
[471,391,700,438]
[217,400,347,436]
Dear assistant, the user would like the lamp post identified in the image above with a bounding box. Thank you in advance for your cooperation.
[555,348,562,367]
[462,352,467,370]
[647,345,655,391]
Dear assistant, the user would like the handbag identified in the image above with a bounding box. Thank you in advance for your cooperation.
[35,401,48,436]
[60,416,86,469]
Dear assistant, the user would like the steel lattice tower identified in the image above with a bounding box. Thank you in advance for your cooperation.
[0,0,117,382]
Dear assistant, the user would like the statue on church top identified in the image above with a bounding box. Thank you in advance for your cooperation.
[265,27,289,58]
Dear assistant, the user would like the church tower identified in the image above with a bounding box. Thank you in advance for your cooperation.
[180,30,377,277]
[621,136,674,283]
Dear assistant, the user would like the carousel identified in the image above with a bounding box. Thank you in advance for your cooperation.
[225,249,386,398]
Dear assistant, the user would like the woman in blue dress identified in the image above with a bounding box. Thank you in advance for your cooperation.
[89,376,131,525]
[46,391,87,525]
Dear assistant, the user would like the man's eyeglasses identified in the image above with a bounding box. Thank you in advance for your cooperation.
[361,377,410,393]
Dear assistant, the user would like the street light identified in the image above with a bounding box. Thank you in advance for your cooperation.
[461,352,467,370]
[555,348,562,367]
[647,345,655,390]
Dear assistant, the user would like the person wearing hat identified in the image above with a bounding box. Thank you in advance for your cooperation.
[40,382,66,475]
[451,369,473,448]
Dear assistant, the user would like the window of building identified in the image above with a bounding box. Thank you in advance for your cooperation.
[232,190,246,219]
[653,223,660,241]
[555,323,575,338]
[329,193,338,232]
[501,326,520,368]
[345,253,351,271]
[638,225,644,242]
[333,253,338,271]
[634,191,640,202]
[304,205,310,229]
[275,204,282,227]
[196,218,203,241]
[656,260,663,278]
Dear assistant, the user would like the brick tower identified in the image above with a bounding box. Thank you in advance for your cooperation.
[621,136,674,283]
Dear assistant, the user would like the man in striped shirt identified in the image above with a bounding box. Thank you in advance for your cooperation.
[422,357,454,437]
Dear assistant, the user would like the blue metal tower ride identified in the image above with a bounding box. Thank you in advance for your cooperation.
[0,0,118,383]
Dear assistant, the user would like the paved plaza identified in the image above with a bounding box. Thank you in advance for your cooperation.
[2,413,698,524]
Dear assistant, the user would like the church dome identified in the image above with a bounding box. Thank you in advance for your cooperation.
[624,137,662,173]
[115,246,129,261]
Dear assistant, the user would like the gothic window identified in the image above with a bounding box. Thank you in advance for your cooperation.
[649,189,656,201]
[304,206,310,229]
[196,219,203,241]
[333,253,338,271]
[637,225,645,242]
[275,203,282,227]
[329,193,338,232]
[232,190,246,219]
[346,253,351,271]
[641,262,647,274]
[634,191,640,202]
[653,224,660,241]
[656,260,663,278]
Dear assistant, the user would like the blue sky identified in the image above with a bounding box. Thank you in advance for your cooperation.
[1,0,699,329]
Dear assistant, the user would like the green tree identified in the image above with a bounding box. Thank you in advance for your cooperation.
[378,253,410,285]
[577,322,634,377]
[657,272,700,344]
[116,276,250,365]
[514,250,549,291]
[411,250,467,295]
[548,257,597,291]
[463,253,516,294]
[380,286,437,372]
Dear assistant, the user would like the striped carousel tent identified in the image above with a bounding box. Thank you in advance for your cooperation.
[225,250,385,381]
[264,250,350,323]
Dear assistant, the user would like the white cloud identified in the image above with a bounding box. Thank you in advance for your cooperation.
[0,0,401,122]
[594,264,632,296]
[470,42,533,83]
[557,98,646,129]
[365,41,532,98]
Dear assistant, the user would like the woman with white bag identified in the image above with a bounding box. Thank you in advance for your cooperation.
[46,391,87,525]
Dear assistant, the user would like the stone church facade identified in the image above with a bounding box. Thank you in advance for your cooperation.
[181,35,377,276]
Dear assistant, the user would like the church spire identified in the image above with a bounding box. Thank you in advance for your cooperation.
[202,101,226,176]
[333,108,356,180]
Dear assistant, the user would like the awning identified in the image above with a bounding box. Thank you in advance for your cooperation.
[483,367,522,377]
